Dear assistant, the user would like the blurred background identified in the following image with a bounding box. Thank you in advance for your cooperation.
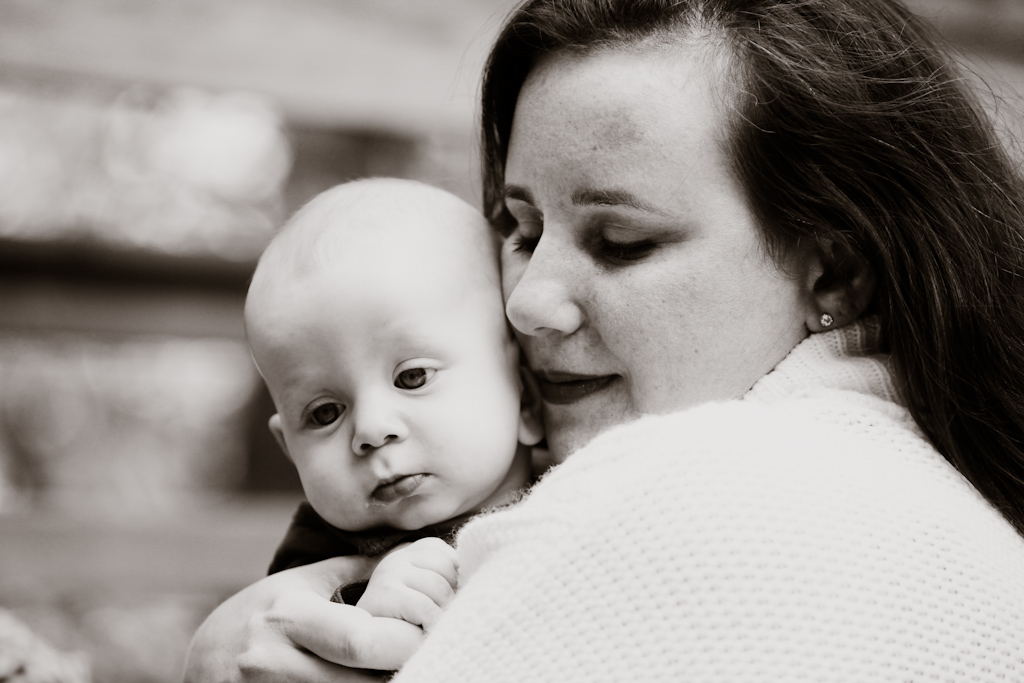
[0,0,1020,680]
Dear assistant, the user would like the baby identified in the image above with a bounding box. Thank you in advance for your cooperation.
[244,178,543,669]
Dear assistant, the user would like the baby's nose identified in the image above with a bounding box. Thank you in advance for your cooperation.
[354,432,399,454]
[350,398,408,455]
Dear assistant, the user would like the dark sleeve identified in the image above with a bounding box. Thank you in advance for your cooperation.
[331,580,370,605]
[267,502,359,575]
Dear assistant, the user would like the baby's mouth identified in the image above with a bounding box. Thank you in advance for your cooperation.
[371,474,427,503]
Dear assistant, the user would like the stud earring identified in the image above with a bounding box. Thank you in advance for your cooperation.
[820,312,834,328]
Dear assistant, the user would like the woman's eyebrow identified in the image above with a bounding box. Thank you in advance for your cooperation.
[503,184,534,204]
[505,184,667,217]
[571,187,659,212]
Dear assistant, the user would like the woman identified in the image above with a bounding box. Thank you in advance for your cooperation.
[186,0,1024,679]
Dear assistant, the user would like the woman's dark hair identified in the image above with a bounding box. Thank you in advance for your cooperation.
[481,0,1024,535]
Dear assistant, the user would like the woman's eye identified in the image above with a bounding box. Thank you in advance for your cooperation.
[309,403,342,427]
[395,367,435,390]
[508,217,541,254]
[502,203,541,254]
[511,234,540,254]
[598,238,657,264]
[494,207,519,238]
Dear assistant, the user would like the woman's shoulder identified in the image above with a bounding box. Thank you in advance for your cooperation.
[543,389,914,489]
[530,391,1022,554]
[452,393,1024,680]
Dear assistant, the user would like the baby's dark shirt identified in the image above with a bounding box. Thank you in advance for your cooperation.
[268,502,462,604]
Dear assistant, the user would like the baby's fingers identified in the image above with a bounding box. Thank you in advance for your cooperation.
[403,566,457,609]
[389,586,447,631]
[397,538,459,589]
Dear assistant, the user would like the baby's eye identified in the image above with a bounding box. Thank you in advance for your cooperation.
[309,403,342,426]
[395,367,435,390]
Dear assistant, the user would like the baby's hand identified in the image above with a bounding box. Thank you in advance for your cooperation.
[356,537,458,631]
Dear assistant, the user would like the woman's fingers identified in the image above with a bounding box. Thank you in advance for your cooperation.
[285,591,425,670]
[359,617,429,669]
[237,641,386,683]
[184,556,398,682]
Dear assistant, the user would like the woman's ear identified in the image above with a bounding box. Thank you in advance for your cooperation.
[268,414,292,461]
[517,366,545,447]
[804,240,877,332]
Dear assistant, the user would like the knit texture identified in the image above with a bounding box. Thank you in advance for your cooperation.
[395,319,1024,682]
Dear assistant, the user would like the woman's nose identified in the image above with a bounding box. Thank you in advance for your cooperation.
[350,397,407,455]
[504,238,585,337]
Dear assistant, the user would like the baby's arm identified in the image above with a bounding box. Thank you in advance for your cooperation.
[356,537,459,631]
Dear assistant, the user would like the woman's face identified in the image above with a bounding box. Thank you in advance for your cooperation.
[501,45,815,460]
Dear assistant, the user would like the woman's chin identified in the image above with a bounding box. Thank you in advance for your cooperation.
[543,401,637,462]
[546,431,590,463]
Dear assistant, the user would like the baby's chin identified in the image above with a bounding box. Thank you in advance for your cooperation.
[331,499,468,532]
[383,503,470,531]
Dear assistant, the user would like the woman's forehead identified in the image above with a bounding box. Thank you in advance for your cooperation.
[524,33,735,105]
[505,44,735,203]
[522,44,731,133]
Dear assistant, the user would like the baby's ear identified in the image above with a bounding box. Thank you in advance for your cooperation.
[517,366,545,447]
[267,414,292,461]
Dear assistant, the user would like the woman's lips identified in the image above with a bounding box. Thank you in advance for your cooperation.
[371,474,427,503]
[534,372,618,405]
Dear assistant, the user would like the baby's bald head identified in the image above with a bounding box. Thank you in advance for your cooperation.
[252,178,498,293]
[246,178,505,358]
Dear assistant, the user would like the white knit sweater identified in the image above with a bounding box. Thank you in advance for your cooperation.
[395,319,1024,682]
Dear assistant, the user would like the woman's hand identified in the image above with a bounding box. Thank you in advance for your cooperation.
[184,556,426,682]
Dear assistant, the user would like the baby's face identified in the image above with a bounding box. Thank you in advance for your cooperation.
[251,219,528,531]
